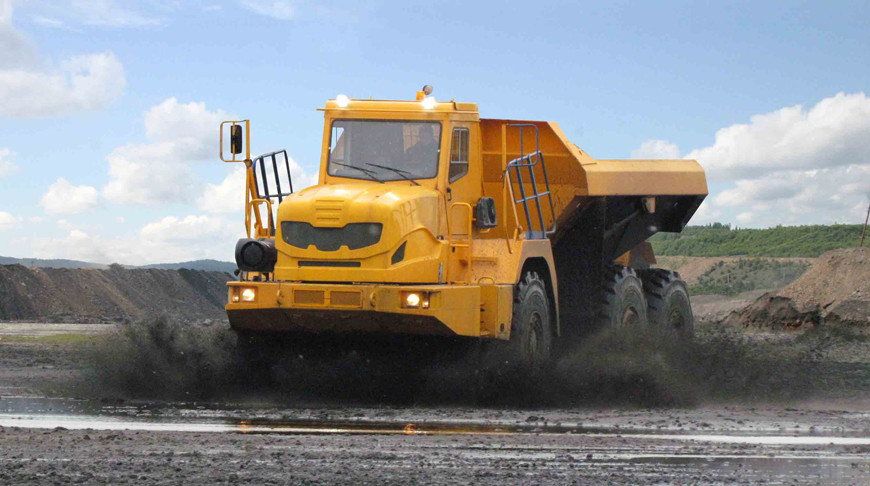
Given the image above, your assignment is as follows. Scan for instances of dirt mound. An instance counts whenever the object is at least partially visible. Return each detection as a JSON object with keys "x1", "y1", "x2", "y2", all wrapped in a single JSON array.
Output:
[
  {"x1": 720, "y1": 293, "x2": 820, "y2": 329},
  {"x1": 656, "y1": 256, "x2": 814, "y2": 286},
  {"x1": 0, "y1": 264, "x2": 231, "y2": 323},
  {"x1": 720, "y1": 248, "x2": 870, "y2": 329},
  {"x1": 779, "y1": 247, "x2": 870, "y2": 324}
]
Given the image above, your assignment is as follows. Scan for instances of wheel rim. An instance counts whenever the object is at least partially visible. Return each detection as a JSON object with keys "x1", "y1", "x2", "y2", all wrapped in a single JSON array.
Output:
[
  {"x1": 526, "y1": 311, "x2": 542, "y2": 363},
  {"x1": 668, "y1": 307, "x2": 685, "y2": 330},
  {"x1": 621, "y1": 306, "x2": 640, "y2": 327}
]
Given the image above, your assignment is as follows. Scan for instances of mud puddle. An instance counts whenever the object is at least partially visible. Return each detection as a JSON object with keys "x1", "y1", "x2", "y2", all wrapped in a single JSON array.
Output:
[{"x1": 3, "y1": 396, "x2": 870, "y2": 444}]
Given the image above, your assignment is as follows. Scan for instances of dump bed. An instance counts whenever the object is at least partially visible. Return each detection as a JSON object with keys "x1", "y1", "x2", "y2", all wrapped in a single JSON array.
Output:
[{"x1": 480, "y1": 119, "x2": 707, "y2": 260}]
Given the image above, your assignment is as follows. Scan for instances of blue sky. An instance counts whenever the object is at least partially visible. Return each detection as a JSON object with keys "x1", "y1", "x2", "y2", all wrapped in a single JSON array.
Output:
[{"x1": 0, "y1": 0, "x2": 868, "y2": 264}]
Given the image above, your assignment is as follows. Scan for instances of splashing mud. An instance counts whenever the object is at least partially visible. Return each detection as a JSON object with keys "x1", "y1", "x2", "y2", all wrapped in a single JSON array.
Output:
[
  {"x1": 79, "y1": 318, "x2": 238, "y2": 400},
  {"x1": 76, "y1": 317, "x2": 863, "y2": 407}
]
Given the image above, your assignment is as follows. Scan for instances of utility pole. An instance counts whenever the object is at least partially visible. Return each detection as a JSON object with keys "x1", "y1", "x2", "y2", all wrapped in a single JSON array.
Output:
[{"x1": 861, "y1": 201, "x2": 870, "y2": 247}]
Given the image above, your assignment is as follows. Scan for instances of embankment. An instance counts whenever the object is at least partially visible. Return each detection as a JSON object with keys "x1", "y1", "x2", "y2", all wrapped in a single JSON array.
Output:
[{"x1": 0, "y1": 264, "x2": 231, "y2": 323}]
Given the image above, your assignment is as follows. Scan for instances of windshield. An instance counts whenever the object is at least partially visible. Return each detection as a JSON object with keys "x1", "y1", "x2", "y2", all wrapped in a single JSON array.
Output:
[{"x1": 327, "y1": 120, "x2": 441, "y2": 181}]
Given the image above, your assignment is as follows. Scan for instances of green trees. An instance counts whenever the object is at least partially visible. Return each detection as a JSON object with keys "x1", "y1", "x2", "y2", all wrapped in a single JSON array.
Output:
[{"x1": 650, "y1": 224, "x2": 862, "y2": 257}]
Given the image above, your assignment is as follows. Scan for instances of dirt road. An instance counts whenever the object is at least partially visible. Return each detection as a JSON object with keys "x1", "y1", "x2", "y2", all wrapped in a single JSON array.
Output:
[{"x1": 1, "y1": 323, "x2": 869, "y2": 484}]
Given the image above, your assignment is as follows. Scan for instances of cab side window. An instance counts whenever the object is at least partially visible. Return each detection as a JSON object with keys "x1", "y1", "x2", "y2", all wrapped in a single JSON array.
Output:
[{"x1": 449, "y1": 127, "x2": 469, "y2": 183}]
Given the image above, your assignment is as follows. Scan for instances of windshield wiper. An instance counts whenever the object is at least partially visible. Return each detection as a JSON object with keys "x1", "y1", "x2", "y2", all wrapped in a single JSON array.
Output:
[
  {"x1": 365, "y1": 163, "x2": 420, "y2": 186},
  {"x1": 331, "y1": 162, "x2": 384, "y2": 183}
]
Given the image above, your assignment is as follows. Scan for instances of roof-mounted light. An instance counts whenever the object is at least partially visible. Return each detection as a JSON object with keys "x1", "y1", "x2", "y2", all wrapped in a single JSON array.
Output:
[
  {"x1": 336, "y1": 94, "x2": 350, "y2": 108},
  {"x1": 421, "y1": 96, "x2": 436, "y2": 110}
]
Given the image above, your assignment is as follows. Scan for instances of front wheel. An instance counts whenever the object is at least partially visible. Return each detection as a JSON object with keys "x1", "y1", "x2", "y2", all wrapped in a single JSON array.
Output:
[{"x1": 506, "y1": 272, "x2": 553, "y2": 371}]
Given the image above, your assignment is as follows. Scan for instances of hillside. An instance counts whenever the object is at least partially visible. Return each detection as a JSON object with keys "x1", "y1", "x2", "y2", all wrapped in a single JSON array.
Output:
[
  {"x1": 142, "y1": 259, "x2": 236, "y2": 274},
  {"x1": 650, "y1": 223, "x2": 863, "y2": 257},
  {"x1": 0, "y1": 264, "x2": 232, "y2": 323},
  {"x1": 0, "y1": 256, "x2": 108, "y2": 269},
  {"x1": 0, "y1": 256, "x2": 235, "y2": 274}
]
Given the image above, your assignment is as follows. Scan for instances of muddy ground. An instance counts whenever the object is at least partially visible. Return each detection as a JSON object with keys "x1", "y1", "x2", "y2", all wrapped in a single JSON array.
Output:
[{"x1": 1, "y1": 318, "x2": 869, "y2": 485}]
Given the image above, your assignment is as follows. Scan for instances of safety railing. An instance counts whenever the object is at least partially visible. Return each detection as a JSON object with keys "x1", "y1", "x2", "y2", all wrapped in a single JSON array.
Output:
[
  {"x1": 505, "y1": 124, "x2": 557, "y2": 239},
  {"x1": 251, "y1": 149, "x2": 295, "y2": 235}
]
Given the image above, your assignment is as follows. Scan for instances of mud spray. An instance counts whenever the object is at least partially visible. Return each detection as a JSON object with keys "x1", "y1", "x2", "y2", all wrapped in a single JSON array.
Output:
[{"x1": 72, "y1": 316, "x2": 865, "y2": 408}]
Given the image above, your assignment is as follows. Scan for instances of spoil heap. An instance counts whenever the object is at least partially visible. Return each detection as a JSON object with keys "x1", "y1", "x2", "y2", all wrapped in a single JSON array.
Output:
[
  {"x1": 721, "y1": 247, "x2": 869, "y2": 329},
  {"x1": 0, "y1": 264, "x2": 231, "y2": 323}
]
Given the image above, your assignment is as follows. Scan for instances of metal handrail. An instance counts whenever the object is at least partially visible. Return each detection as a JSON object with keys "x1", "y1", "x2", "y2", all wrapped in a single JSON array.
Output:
[
  {"x1": 251, "y1": 149, "x2": 295, "y2": 235},
  {"x1": 504, "y1": 124, "x2": 557, "y2": 239}
]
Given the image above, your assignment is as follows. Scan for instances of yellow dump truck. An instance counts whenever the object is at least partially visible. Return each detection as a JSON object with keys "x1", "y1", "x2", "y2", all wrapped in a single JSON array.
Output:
[{"x1": 221, "y1": 87, "x2": 707, "y2": 367}]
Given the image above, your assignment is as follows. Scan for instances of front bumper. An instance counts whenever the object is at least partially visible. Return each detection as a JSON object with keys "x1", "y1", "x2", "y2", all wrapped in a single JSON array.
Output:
[{"x1": 226, "y1": 281, "x2": 486, "y2": 337}]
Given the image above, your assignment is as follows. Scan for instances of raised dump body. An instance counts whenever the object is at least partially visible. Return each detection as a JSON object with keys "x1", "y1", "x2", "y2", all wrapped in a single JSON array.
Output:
[{"x1": 222, "y1": 89, "x2": 707, "y2": 366}]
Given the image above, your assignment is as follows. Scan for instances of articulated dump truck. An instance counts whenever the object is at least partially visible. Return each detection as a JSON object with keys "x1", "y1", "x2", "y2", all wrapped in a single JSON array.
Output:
[{"x1": 222, "y1": 88, "x2": 707, "y2": 368}]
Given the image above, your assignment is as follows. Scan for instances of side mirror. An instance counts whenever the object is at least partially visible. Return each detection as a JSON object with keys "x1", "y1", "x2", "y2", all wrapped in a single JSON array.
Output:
[
  {"x1": 230, "y1": 125, "x2": 244, "y2": 155},
  {"x1": 475, "y1": 197, "x2": 497, "y2": 229}
]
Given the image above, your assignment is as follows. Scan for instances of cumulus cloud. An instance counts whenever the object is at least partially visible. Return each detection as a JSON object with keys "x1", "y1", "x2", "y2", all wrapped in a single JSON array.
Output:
[
  {"x1": 0, "y1": 0, "x2": 35, "y2": 68},
  {"x1": 40, "y1": 177, "x2": 99, "y2": 215},
  {"x1": 0, "y1": 4, "x2": 126, "y2": 117},
  {"x1": 630, "y1": 139, "x2": 681, "y2": 159},
  {"x1": 0, "y1": 210, "x2": 21, "y2": 230},
  {"x1": 0, "y1": 52, "x2": 125, "y2": 117},
  {"x1": 27, "y1": 214, "x2": 240, "y2": 265},
  {"x1": 198, "y1": 157, "x2": 317, "y2": 214},
  {"x1": 685, "y1": 92, "x2": 870, "y2": 180},
  {"x1": 240, "y1": 1, "x2": 294, "y2": 20},
  {"x1": 140, "y1": 215, "x2": 228, "y2": 244},
  {"x1": 0, "y1": 147, "x2": 19, "y2": 177},
  {"x1": 103, "y1": 98, "x2": 229, "y2": 205},
  {"x1": 634, "y1": 92, "x2": 870, "y2": 227}
]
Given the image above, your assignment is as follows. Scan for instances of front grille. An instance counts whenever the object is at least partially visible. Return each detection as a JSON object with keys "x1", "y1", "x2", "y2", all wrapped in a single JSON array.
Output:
[
  {"x1": 282, "y1": 221, "x2": 382, "y2": 251},
  {"x1": 298, "y1": 261, "x2": 361, "y2": 267}
]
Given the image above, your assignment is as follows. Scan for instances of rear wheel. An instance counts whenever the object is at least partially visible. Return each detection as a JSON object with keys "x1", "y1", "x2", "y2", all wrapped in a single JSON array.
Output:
[
  {"x1": 640, "y1": 269, "x2": 694, "y2": 337},
  {"x1": 506, "y1": 272, "x2": 553, "y2": 371},
  {"x1": 596, "y1": 266, "x2": 648, "y2": 329}
]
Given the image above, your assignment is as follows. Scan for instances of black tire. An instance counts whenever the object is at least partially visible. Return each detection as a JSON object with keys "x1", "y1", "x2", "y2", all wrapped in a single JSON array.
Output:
[
  {"x1": 506, "y1": 272, "x2": 553, "y2": 371},
  {"x1": 596, "y1": 266, "x2": 648, "y2": 329},
  {"x1": 639, "y1": 269, "x2": 695, "y2": 338}
]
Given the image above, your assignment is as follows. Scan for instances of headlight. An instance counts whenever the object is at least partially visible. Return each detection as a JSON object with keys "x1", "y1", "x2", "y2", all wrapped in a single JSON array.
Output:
[
  {"x1": 401, "y1": 291, "x2": 430, "y2": 309},
  {"x1": 336, "y1": 94, "x2": 350, "y2": 108},
  {"x1": 241, "y1": 288, "x2": 257, "y2": 302}
]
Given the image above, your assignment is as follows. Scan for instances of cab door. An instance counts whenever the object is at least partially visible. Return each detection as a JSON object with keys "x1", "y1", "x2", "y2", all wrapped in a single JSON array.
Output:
[{"x1": 445, "y1": 121, "x2": 481, "y2": 283}]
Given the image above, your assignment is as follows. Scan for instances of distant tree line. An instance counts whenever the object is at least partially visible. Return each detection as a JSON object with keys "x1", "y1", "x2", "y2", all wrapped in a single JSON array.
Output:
[{"x1": 649, "y1": 223, "x2": 863, "y2": 257}]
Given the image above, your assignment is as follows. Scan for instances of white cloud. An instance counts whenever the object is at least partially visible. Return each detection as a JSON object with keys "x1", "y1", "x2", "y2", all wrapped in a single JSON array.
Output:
[
  {"x1": 241, "y1": 0, "x2": 294, "y2": 20},
  {"x1": 735, "y1": 212, "x2": 754, "y2": 225},
  {"x1": 27, "y1": 214, "x2": 241, "y2": 265},
  {"x1": 0, "y1": 210, "x2": 21, "y2": 230},
  {"x1": 0, "y1": 147, "x2": 18, "y2": 176},
  {"x1": 685, "y1": 92, "x2": 870, "y2": 180},
  {"x1": 630, "y1": 139, "x2": 681, "y2": 159},
  {"x1": 40, "y1": 177, "x2": 99, "y2": 215},
  {"x1": 198, "y1": 157, "x2": 317, "y2": 214},
  {"x1": 634, "y1": 92, "x2": 870, "y2": 228},
  {"x1": 0, "y1": 52, "x2": 126, "y2": 117},
  {"x1": 140, "y1": 215, "x2": 228, "y2": 244},
  {"x1": 0, "y1": 3, "x2": 126, "y2": 117},
  {"x1": 0, "y1": 0, "x2": 35, "y2": 68},
  {"x1": 103, "y1": 98, "x2": 229, "y2": 205}
]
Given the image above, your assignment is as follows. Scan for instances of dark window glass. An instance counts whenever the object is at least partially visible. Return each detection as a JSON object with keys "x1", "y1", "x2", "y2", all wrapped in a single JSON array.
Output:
[
  {"x1": 449, "y1": 128, "x2": 469, "y2": 183},
  {"x1": 327, "y1": 120, "x2": 441, "y2": 181}
]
